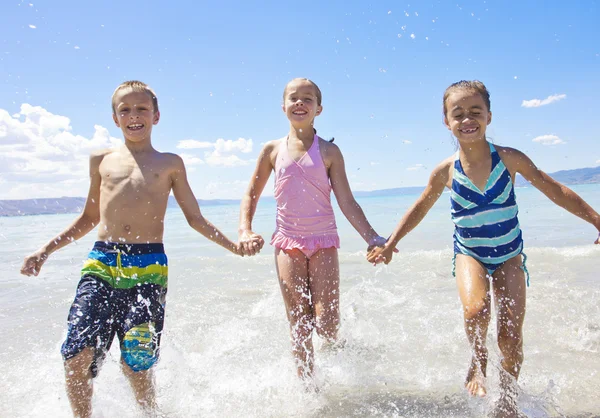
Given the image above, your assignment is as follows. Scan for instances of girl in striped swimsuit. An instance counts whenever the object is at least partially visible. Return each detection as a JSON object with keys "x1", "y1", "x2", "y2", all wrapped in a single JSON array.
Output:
[
  {"x1": 367, "y1": 80, "x2": 600, "y2": 416},
  {"x1": 239, "y1": 78, "x2": 387, "y2": 382}
]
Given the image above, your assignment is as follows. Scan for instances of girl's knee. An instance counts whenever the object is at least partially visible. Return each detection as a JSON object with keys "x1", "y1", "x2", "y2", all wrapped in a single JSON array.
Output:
[
  {"x1": 463, "y1": 299, "x2": 490, "y2": 321},
  {"x1": 497, "y1": 332, "x2": 523, "y2": 356},
  {"x1": 290, "y1": 313, "x2": 314, "y2": 340},
  {"x1": 314, "y1": 314, "x2": 339, "y2": 341}
]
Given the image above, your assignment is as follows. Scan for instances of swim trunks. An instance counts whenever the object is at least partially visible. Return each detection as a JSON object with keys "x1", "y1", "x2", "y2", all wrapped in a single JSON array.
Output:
[
  {"x1": 271, "y1": 135, "x2": 340, "y2": 258},
  {"x1": 61, "y1": 242, "x2": 168, "y2": 375},
  {"x1": 450, "y1": 143, "x2": 529, "y2": 284}
]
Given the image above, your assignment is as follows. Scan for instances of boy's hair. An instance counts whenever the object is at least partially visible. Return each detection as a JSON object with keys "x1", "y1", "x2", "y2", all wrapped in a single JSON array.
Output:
[
  {"x1": 283, "y1": 78, "x2": 322, "y2": 106},
  {"x1": 443, "y1": 80, "x2": 491, "y2": 116},
  {"x1": 111, "y1": 80, "x2": 159, "y2": 114}
]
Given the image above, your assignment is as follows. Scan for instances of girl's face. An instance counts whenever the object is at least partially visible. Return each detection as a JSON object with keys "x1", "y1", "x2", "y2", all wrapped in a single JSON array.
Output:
[
  {"x1": 282, "y1": 80, "x2": 322, "y2": 128},
  {"x1": 444, "y1": 89, "x2": 491, "y2": 144}
]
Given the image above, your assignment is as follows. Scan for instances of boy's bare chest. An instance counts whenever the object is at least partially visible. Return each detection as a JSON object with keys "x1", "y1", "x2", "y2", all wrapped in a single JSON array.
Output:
[{"x1": 101, "y1": 158, "x2": 168, "y2": 192}]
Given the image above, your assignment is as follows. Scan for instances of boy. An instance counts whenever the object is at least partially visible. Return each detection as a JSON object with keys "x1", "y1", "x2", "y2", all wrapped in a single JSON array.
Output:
[{"x1": 21, "y1": 80, "x2": 242, "y2": 417}]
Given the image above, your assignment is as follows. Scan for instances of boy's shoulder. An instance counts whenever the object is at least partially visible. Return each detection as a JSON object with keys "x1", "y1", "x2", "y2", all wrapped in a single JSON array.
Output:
[{"x1": 89, "y1": 147, "x2": 118, "y2": 167}]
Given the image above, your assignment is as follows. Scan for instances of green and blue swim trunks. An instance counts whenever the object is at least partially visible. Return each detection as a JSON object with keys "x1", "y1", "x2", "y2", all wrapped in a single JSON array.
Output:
[{"x1": 61, "y1": 241, "x2": 168, "y2": 376}]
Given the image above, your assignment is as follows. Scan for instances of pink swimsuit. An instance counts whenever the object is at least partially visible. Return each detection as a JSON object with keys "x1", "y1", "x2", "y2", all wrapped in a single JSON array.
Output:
[{"x1": 270, "y1": 135, "x2": 340, "y2": 258}]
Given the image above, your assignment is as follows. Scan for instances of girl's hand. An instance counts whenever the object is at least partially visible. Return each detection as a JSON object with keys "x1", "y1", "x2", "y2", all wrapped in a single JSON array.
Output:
[
  {"x1": 239, "y1": 230, "x2": 265, "y2": 256},
  {"x1": 21, "y1": 251, "x2": 48, "y2": 276},
  {"x1": 366, "y1": 244, "x2": 396, "y2": 265},
  {"x1": 367, "y1": 235, "x2": 387, "y2": 251}
]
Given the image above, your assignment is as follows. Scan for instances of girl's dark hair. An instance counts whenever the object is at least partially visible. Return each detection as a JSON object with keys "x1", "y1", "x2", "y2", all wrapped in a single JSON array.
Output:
[
  {"x1": 443, "y1": 80, "x2": 491, "y2": 116},
  {"x1": 313, "y1": 128, "x2": 334, "y2": 142}
]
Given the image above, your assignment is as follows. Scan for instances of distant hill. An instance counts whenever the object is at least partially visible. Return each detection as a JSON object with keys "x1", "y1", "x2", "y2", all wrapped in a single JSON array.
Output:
[{"x1": 2, "y1": 166, "x2": 599, "y2": 217}]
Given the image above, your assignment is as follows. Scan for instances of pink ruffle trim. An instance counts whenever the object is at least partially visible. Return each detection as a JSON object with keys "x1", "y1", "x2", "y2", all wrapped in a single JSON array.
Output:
[{"x1": 270, "y1": 232, "x2": 340, "y2": 252}]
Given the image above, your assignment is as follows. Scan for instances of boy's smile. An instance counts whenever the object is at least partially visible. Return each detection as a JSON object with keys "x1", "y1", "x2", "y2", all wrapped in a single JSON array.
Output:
[{"x1": 113, "y1": 89, "x2": 160, "y2": 142}]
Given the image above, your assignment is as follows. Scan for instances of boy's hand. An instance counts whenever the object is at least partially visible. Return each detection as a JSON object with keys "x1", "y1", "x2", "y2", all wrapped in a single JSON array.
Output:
[
  {"x1": 366, "y1": 245, "x2": 395, "y2": 265},
  {"x1": 21, "y1": 251, "x2": 48, "y2": 276},
  {"x1": 367, "y1": 235, "x2": 388, "y2": 251},
  {"x1": 239, "y1": 230, "x2": 264, "y2": 256},
  {"x1": 367, "y1": 236, "x2": 399, "y2": 260}
]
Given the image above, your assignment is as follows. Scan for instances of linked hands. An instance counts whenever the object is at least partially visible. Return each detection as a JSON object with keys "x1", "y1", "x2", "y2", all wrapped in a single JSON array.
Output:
[
  {"x1": 238, "y1": 229, "x2": 265, "y2": 256},
  {"x1": 595, "y1": 230, "x2": 600, "y2": 245},
  {"x1": 21, "y1": 250, "x2": 48, "y2": 276},
  {"x1": 366, "y1": 236, "x2": 398, "y2": 265}
]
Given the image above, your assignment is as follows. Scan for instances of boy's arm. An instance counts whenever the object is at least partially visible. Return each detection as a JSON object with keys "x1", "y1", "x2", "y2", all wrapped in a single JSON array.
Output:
[
  {"x1": 170, "y1": 154, "x2": 240, "y2": 254},
  {"x1": 21, "y1": 152, "x2": 103, "y2": 276},
  {"x1": 238, "y1": 142, "x2": 275, "y2": 255},
  {"x1": 366, "y1": 160, "x2": 450, "y2": 264},
  {"x1": 327, "y1": 144, "x2": 382, "y2": 246},
  {"x1": 506, "y1": 148, "x2": 600, "y2": 243}
]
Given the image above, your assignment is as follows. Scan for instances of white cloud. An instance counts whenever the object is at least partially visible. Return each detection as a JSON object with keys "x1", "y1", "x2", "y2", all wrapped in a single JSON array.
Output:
[
  {"x1": 402, "y1": 140, "x2": 412, "y2": 144},
  {"x1": 596, "y1": 159, "x2": 600, "y2": 165},
  {"x1": 406, "y1": 164, "x2": 425, "y2": 171},
  {"x1": 177, "y1": 137, "x2": 253, "y2": 153},
  {"x1": 204, "y1": 153, "x2": 249, "y2": 167},
  {"x1": 177, "y1": 137, "x2": 254, "y2": 167},
  {"x1": 532, "y1": 134, "x2": 566, "y2": 145},
  {"x1": 0, "y1": 104, "x2": 121, "y2": 199},
  {"x1": 521, "y1": 94, "x2": 566, "y2": 108},
  {"x1": 176, "y1": 139, "x2": 214, "y2": 149},
  {"x1": 179, "y1": 153, "x2": 204, "y2": 166},
  {"x1": 215, "y1": 137, "x2": 253, "y2": 154}
]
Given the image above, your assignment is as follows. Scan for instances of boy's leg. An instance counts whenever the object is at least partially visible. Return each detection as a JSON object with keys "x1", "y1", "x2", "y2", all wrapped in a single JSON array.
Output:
[
  {"x1": 491, "y1": 255, "x2": 526, "y2": 415},
  {"x1": 455, "y1": 254, "x2": 492, "y2": 397},
  {"x1": 64, "y1": 347, "x2": 95, "y2": 418},
  {"x1": 308, "y1": 247, "x2": 340, "y2": 343},
  {"x1": 62, "y1": 275, "x2": 114, "y2": 418},
  {"x1": 119, "y1": 284, "x2": 166, "y2": 411},
  {"x1": 274, "y1": 248, "x2": 314, "y2": 378},
  {"x1": 121, "y1": 362, "x2": 157, "y2": 412}
]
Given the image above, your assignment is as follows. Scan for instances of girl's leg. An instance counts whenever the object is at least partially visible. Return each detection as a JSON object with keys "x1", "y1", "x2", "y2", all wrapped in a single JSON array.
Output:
[
  {"x1": 455, "y1": 254, "x2": 492, "y2": 397},
  {"x1": 308, "y1": 247, "x2": 340, "y2": 343},
  {"x1": 491, "y1": 254, "x2": 526, "y2": 415},
  {"x1": 274, "y1": 248, "x2": 314, "y2": 378}
]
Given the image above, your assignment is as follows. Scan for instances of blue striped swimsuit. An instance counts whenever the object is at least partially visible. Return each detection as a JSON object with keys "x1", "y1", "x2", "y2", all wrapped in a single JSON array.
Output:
[{"x1": 451, "y1": 143, "x2": 529, "y2": 284}]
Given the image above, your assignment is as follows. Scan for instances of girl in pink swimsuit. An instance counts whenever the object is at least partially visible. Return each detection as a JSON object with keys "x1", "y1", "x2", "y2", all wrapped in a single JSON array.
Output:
[{"x1": 239, "y1": 78, "x2": 387, "y2": 381}]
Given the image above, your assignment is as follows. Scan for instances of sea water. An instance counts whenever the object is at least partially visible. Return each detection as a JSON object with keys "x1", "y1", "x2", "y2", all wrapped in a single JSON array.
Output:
[{"x1": 0, "y1": 184, "x2": 599, "y2": 417}]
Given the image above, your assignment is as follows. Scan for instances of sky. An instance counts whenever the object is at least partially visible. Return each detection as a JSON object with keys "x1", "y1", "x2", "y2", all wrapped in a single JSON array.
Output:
[{"x1": 1, "y1": 0, "x2": 599, "y2": 200}]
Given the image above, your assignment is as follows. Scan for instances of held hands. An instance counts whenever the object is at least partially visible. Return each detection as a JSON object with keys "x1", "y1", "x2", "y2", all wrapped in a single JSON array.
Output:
[
  {"x1": 366, "y1": 236, "x2": 398, "y2": 265},
  {"x1": 595, "y1": 231, "x2": 600, "y2": 245},
  {"x1": 20, "y1": 250, "x2": 48, "y2": 276},
  {"x1": 238, "y1": 229, "x2": 265, "y2": 256}
]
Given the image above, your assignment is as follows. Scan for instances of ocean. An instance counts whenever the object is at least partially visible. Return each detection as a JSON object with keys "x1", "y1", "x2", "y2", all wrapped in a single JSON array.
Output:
[{"x1": 1, "y1": 184, "x2": 599, "y2": 417}]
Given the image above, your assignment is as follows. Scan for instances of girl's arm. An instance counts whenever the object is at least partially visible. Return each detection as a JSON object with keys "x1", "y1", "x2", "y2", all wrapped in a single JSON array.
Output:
[
  {"x1": 366, "y1": 160, "x2": 451, "y2": 264},
  {"x1": 327, "y1": 143, "x2": 383, "y2": 247},
  {"x1": 238, "y1": 141, "x2": 276, "y2": 255},
  {"x1": 505, "y1": 148, "x2": 600, "y2": 243},
  {"x1": 21, "y1": 152, "x2": 104, "y2": 276}
]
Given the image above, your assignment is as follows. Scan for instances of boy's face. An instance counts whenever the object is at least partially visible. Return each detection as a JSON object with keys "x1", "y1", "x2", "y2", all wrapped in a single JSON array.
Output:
[
  {"x1": 282, "y1": 80, "x2": 322, "y2": 127},
  {"x1": 112, "y1": 88, "x2": 160, "y2": 142}
]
